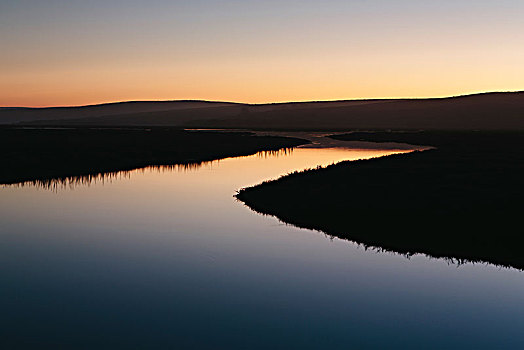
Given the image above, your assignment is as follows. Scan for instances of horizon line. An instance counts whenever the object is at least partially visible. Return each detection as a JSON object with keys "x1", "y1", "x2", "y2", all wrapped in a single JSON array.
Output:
[{"x1": 2, "y1": 89, "x2": 523, "y2": 109}]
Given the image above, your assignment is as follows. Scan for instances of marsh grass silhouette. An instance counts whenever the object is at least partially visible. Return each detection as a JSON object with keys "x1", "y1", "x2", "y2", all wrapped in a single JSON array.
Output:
[
  {"x1": 0, "y1": 127, "x2": 307, "y2": 185},
  {"x1": 7, "y1": 148, "x2": 297, "y2": 190},
  {"x1": 237, "y1": 131, "x2": 524, "y2": 269}
]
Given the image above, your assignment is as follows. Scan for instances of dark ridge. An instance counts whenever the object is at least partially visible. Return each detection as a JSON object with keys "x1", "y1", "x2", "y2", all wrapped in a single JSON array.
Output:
[
  {"x1": 3, "y1": 91, "x2": 524, "y2": 130},
  {"x1": 236, "y1": 131, "x2": 524, "y2": 270},
  {"x1": 195, "y1": 92, "x2": 524, "y2": 130},
  {"x1": 0, "y1": 101, "x2": 237, "y2": 124},
  {"x1": 0, "y1": 126, "x2": 308, "y2": 185},
  {"x1": 24, "y1": 105, "x2": 247, "y2": 126}
]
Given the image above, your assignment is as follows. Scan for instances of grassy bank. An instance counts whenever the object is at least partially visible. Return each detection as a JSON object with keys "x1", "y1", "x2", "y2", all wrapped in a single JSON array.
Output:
[
  {"x1": 0, "y1": 127, "x2": 308, "y2": 185},
  {"x1": 237, "y1": 131, "x2": 524, "y2": 269}
]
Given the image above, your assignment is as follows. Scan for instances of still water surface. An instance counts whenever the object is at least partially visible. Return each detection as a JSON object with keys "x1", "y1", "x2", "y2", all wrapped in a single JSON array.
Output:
[{"x1": 1, "y1": 142, "x2": 523, "y2": 349}]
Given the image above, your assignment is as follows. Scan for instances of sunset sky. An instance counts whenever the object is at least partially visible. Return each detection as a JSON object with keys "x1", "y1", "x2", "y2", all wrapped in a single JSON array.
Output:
[{"x1": 1, "y1": 0, "x2": 523, "y2": 107}]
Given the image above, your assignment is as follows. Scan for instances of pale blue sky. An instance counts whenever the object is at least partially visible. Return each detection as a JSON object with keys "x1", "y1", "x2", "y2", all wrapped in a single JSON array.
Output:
[{"x1": 1, "y1": 0, "x2": 523, "y2": 105}]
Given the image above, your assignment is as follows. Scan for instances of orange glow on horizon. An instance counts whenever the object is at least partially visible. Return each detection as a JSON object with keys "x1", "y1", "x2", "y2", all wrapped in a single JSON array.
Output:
[
  {"x1": 2, "y1": 49, "x2": 523, "y2": 107},
  {"x1": 2, "y1": 2, "x2": 523, "y2": 108},
  {"x1": 1, "y1": 89, "x2": 520, "y2": 109}
]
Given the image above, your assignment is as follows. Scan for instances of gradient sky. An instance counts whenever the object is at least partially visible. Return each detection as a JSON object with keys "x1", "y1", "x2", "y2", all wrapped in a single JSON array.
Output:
[{"x1": 1, "y1": 0, "x2": 523, "y2": 106}]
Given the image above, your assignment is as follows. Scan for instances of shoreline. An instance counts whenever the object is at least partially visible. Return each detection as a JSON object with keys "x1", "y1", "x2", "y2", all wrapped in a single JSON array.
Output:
[
  {"x1": 0, "y1": 127, "x2": 308, "y2": 186},
  {"x1": 236, "y1": 130, "x2": 524, "y2": 270}
]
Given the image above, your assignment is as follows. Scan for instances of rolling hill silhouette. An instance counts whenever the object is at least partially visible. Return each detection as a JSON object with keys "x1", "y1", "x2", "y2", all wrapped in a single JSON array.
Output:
[
  {"x1": 0, "y1": 101, "x2": 237, "y2": 124},
  {"x1": 3, "y1": 91, "x2": 523, "y2": 130}
]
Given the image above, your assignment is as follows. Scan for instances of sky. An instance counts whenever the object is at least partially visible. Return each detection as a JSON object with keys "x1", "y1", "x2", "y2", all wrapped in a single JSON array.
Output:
[{"x1": 1, "y1": 0, "x2": 523, "y2": 106}]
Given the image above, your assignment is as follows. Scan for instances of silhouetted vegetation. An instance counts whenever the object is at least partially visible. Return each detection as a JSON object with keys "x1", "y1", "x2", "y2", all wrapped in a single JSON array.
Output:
[
  {"x1": 0, "y1": 127, "x2": 307, "y2": 185},
  {"x1": 237, "y1": 131, "x2": 524, "y2": 269}
]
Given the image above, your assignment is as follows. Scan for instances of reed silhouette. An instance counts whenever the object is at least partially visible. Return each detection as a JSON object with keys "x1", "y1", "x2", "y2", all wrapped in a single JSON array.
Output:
[
  {"x1": 0, "y1": 127, "x2": 307, "y2": 185},
  {"x1": 237, "y1": 131, "x2": 524, "y2": 269},
  {"x1": 7, "y1": 148, "x2": 297, "y2": 190}
]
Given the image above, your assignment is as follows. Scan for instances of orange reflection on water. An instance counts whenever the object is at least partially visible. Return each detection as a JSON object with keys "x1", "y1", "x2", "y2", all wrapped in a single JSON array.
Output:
[{"x1": 5, "y1": 146, "x2": 418, "y2": 191}]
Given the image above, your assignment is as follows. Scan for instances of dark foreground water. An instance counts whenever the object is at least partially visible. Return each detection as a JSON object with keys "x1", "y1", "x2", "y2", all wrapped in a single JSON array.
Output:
[{"x1": 1, "y1": 141, "x2": 523, "y2": 349}]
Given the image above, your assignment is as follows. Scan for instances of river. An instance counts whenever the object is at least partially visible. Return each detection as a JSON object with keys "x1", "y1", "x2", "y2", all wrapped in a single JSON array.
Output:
[{"x1": 1, "y1": 133, "x2": 523, "y2": 349}]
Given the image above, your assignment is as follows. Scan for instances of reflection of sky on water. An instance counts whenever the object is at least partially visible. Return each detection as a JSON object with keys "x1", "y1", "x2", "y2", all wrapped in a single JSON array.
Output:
[
  {"x1": 1, "y1": 145, "x2": 523, "y2": 349},
  {"x1": 3, "y1": 148, "x2": 296, "y2": 190}
]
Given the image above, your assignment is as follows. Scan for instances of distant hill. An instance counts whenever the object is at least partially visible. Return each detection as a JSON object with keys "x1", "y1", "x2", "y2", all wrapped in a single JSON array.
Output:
[
  {"x1": 0, "y1": 101, "x2": 237, "y2": 124},
  {"x1": 2, "y1": 92, "x2": 523, "y2": 130}
]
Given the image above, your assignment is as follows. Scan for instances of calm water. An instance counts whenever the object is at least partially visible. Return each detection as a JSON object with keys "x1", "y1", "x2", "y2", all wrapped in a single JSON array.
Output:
[{"x1": 1, "y1": 141, "x2": 523, "y2": 349}]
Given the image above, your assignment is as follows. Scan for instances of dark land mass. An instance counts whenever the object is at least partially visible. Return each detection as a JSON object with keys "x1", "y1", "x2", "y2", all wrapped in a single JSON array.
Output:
[
  {"x1": 0, "y1": 127, "x2": 307, "y2": 185},
  {"x1": 236, "y1": 131, "x2": 524, "y2": 269},
  {"x1": 3, "y1": 91, "x2": 524, "y2": 130},
  {"x1": 0, "y1": 101, "x2": 237, "y2": 124}
]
